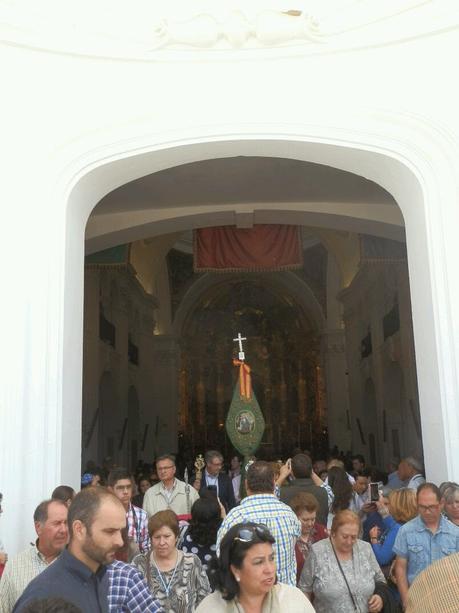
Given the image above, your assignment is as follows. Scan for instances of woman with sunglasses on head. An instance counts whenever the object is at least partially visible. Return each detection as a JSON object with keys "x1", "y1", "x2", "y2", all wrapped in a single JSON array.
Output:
[{"x1": 196, "y1": 522, "x2": 314, "y2": 613}]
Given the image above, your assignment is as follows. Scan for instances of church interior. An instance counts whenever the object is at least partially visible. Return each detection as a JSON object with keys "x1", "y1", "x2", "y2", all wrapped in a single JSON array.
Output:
[{"x1": 82, "y1": 156, "x2": 422, "y2": 472}]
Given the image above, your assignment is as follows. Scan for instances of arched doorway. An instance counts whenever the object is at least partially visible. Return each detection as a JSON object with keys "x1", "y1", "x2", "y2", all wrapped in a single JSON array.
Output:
[{"x1": 60, "y1": 130, "x2": 459, "y2": 496}]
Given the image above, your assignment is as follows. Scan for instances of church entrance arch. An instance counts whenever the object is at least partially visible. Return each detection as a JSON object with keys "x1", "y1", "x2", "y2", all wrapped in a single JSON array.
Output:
[{"x1": 62, "y1": 124, "x2": 458, "y2": 491}]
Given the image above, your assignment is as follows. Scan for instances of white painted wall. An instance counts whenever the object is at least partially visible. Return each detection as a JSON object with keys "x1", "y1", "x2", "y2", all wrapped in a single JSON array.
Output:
[{"x1": 2, "y1": 1, "x2": 459, "y2": 554}]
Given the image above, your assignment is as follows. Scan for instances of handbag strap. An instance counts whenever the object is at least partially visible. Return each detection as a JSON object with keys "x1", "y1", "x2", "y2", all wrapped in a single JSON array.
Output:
[{"x1": 330, "y1": 540, "x2": 358, "y2": 611}]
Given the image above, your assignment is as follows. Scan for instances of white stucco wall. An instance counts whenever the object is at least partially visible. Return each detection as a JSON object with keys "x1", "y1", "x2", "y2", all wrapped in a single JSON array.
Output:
[{"x1": 1, "y1": 1, "x2": 459, "y2": 554}]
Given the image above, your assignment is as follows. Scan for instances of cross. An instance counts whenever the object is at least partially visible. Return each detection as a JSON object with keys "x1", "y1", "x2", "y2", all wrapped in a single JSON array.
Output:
[{"x1": 233, "y1": 332, "x2": 247, "y2": 361}]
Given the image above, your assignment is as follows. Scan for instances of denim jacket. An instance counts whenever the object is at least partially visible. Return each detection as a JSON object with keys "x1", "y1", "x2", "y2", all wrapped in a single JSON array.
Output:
[{"x1": 393, "y1": 514, "x2": 459, "y2": 584}]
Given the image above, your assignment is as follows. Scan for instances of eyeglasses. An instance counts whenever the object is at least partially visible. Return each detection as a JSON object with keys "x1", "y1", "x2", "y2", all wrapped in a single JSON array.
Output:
[
  {"x1": 233, "y1": 525, "x2": 272, "y2": 544},
  {"x1": 157, "y1": 465, "x2": 175, "y2": 472},
  {"x1": 418, "y1": 504, "x2": 440, "y2": 512}
]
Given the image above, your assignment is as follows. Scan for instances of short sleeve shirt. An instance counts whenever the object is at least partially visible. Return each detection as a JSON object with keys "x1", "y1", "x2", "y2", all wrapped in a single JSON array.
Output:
[{"x1": 393, "y1": 515, "x2": 459, "y2": 585}]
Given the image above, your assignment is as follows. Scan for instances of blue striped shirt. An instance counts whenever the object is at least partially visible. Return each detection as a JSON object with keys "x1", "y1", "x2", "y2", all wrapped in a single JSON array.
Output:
[{"x1": 216, "y1": 493, "x2": 301, "y2": 586}]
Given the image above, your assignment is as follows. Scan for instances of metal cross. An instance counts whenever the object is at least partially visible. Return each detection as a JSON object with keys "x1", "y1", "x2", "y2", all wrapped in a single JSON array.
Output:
[{"x1": 233, "y1": 332, "x2": 247, "y2": 361}]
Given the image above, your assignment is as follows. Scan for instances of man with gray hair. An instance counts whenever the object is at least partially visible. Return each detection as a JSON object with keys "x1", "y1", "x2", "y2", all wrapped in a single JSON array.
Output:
[
  {"x1": 398, "y1": 457, "x2": 425, "y2": 490},
  {"x1": 195, "y1": 450, "x2": 236, "y2": 511},
  {"x1": 143, "y1": 454, "x2": 199, "y2": 517},
  {"x1": 0, "y1": 499, "x2": 68, "y2": 613}
]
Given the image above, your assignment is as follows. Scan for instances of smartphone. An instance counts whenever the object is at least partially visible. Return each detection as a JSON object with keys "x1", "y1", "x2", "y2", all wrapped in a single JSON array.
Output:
[{"x1": 369, "y1": 482, "x2": 380, "y2": 502}]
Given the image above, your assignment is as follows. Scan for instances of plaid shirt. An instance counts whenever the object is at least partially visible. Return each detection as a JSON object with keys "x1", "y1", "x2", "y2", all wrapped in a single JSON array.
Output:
[
  {"x1": 127, "y1": 503, "x2": 150, "y2": 553},
  {"x1": 107, "y1": 561, "x2": 162, "y2": 612},
  {"x1": 216, "y1": 493, "x2": 301, "y2": 586}
]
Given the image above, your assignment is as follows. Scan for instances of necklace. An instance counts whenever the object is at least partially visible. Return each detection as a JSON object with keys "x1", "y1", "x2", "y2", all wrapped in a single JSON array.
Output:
[{"x1": 152, "y1": 551, "x2": 179, "y2": 597}]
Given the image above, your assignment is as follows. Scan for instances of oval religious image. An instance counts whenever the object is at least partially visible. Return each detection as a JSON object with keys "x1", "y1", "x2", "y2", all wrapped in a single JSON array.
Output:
[{"x1": 235, "y1": 410, "x2": 255, "y2": 434}]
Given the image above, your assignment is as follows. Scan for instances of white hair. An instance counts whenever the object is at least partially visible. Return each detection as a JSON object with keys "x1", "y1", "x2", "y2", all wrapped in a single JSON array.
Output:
[{"x1": 404, "y1": 456, "x2": 423, "y2": 472}]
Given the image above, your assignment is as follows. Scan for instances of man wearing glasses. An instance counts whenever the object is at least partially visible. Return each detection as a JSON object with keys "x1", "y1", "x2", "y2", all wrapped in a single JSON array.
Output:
[
  {"x1": 393, "y1": 482, "x2": 459, "y2": 610},
  {"x1": 107, "y1": 468, "x2": 150, "y2": 556},
  {"x1": 194, "y1": 450, "x2": 236, "y2": 512},
  {"x1": 143, "y1": 454, "x2": 199, "y2": 518}
]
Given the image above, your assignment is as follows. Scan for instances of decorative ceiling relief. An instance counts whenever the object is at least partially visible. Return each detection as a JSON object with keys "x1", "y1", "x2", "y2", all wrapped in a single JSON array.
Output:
[
  {"x1": 0, "y1": 0, "x2": 452, "y2": 61},
  {"x1": 150, "y1": 10, "x2": 323, "y2": 50}
]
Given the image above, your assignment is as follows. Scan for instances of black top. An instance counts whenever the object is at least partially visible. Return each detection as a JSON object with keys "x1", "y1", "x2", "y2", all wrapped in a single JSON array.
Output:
[
  {"x1": 280, "y1": 477, "x2": 329, "y2": 526},
  {"x1": 199, "y1": 472, "x2": 236, "y2": 512},
  {"x1": 13, "y1": 548, "x2": 109, "y2": 613}
]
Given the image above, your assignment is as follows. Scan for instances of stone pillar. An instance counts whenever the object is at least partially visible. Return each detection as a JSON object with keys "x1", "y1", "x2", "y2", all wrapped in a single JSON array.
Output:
[
  {"x1": 81, "y1": 268, "x2": 100, "y2": 467},
  {"x1": 137, "y1": 311, "x2": 156, "y2": 462},
  {"x1": 112, "y1": 281, "x2": 130, "y2": 467},
  {"x1": 150, "y1": 335, "x2": 179, "y2": 455},
  {"x1": 323, "y1": 329, "x2": 351, "y2": 452}
]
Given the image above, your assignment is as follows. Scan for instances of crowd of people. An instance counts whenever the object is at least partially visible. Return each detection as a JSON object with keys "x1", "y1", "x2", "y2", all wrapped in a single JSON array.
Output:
[{"x1": 1, "y1": 449, "x2": 459, "y2": 612}]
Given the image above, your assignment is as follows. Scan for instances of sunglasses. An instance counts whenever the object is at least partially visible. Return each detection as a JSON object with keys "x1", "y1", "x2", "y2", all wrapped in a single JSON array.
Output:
[{"x1": 233, "y1": 525, "x2": 272, "y2": 544}]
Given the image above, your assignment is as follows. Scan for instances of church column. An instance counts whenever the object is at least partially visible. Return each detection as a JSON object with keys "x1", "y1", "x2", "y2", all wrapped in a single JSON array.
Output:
[
  {"x1": 82, "y1": 267, "x2": 100, "y2": 466},
  {"x1": 112, "y1": 282, "x2": 130, "y2": 467},
  {"x1": 137, "y1": 311, "x2": 156, "y2": 462},
  {"x1": 150, "y1": 335, "x2": 180, "y2": 455},
  {"x1": 0, "y1": 177, "x2": 83, "y2": 556},
  {"x1": 322, "y1": 329, "x2": 351, "y2": 452}
]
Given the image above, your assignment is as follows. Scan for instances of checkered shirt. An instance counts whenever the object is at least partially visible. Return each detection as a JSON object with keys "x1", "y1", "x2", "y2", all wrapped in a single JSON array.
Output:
[
  {"x1": 127, "y1": 503, "x2": 150, "y2": 554},
  {"x1": 0, "y1": 541, "x2": 50, "y2": 613},
  {"x1": 107, "y1": 560, "x2": 163, "y2": 612},
  {"x1": 406, "y1": 551, "x2": 459, "y2": 613},
  {"x1": 216, "y1": 493, "x2": 301, "y2": 586}
]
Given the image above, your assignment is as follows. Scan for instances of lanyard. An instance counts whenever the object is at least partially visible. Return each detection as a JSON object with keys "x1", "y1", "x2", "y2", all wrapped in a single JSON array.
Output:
[{"x1": 152, "y1": 553, "x2": 179, "y2": 597}]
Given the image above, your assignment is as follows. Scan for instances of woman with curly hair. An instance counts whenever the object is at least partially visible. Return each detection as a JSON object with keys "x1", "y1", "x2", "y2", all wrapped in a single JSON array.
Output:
[{"x1": 180, "y1": 495, "x2": 222, "y2": 574}]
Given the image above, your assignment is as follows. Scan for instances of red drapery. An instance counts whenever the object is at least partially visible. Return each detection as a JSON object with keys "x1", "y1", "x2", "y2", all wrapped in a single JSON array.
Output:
[{"x1": 193, "y1": 225, "x2": 303, "y2": 272}]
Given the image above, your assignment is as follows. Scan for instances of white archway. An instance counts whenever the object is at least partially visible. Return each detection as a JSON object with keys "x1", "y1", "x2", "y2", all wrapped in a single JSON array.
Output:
[
  {"x1": 3, "y1": 119, "x2": 459, "y2": 556},
  {"x1": 60, "y1": 123, "x2": 457, "y2": 492}
]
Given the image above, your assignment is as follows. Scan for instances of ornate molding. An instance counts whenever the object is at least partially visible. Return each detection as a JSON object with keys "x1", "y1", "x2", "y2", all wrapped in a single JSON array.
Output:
[
  {"x1": 0, "y1": 1, "x2": 456, "y2": 61},
  {"x1": 150, "y1": 10, "x2": 323, "y2": 50}
]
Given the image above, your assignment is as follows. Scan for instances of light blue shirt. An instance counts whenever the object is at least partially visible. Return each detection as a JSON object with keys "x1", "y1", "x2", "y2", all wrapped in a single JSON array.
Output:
[{"x1": 393, "y1": 514, "x2": 459, "y2": 585}]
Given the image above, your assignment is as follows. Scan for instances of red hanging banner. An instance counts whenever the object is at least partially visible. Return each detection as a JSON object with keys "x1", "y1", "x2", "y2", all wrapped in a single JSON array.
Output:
[{"x1": 193, "y1": 225, "x2": 303, "y2": 272}]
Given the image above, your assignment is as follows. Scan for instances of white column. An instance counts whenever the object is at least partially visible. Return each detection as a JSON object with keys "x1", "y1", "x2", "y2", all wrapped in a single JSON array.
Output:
[{"x1": 0, "y1": 179, "x2": 81, "y2": 555}]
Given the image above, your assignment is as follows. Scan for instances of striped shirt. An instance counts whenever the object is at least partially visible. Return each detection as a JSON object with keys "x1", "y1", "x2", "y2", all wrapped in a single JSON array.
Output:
[
  {"x1": 127, "y1": 503, "x2": 150, "y2": 554},
  {"x1": 0, "y1": 542, "x2": 50, "y2": 613},
  {"x1": 216, "y1": 493, "x2": 301, "y2": 586}
]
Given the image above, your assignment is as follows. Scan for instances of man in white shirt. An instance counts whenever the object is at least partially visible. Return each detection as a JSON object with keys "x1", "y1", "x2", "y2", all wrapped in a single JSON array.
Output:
[
  {"x1": 143, "y1": 454, "x2": 199, "y2": 518},
  {"x1": 398, "y1": 457, "x2": 425, "y2": 491},
  {"x1": 0, "y1": 499, "x2": 68, "y2": 613}
]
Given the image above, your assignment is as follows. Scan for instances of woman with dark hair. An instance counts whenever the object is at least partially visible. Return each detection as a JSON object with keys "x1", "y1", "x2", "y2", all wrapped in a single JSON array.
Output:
[
  {"x1": 326, "y1": 466, "x2": 353, "y2": 529},
  {"x1": 196, "y1": 522, "x2": 314, "y2": 612},
  {"x1": 132, "y1": 475, "x2": 151, "y2": 508},
  {"x1": 180, "y1": 496, "x2": 222, "y2": 573},
  {"x1": 133, "y1": 509, "x2": 211, "y2": 612}
]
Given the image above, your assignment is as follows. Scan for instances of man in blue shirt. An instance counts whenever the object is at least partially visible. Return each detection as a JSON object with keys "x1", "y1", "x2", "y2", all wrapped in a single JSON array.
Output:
[
  {"x1": 393, "y1": 482, "x2": 459, "y2": 610},
  {"x1": 14, "y1": 488, "x2": 126, "y2": 612}
]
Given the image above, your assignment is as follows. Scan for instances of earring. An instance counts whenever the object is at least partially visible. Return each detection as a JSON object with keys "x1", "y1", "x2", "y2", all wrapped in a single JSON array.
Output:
[{"x1": 235, "y1": 576, "x2": 241, "y2": 582}]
